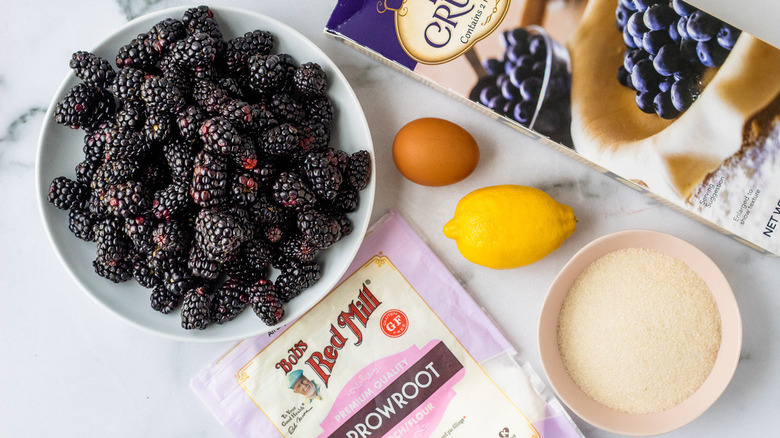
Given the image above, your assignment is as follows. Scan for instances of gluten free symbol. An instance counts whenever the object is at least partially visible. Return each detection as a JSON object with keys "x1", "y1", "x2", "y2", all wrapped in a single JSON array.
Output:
[{"x1": 380, "y1": 309, "x2": 409, "y2": 338}]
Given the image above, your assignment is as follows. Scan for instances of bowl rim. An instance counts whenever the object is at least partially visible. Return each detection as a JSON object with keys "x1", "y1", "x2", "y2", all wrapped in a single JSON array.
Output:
[
  {"x1": 35, "y1": 5, "x2": 375, "y2": 342},
  {"x1": 538, "y1": 229, "x2": 742, "y2": 436}
]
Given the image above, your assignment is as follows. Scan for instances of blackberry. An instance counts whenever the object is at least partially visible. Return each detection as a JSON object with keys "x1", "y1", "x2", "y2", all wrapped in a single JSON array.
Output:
[
  {"x1": 188, "y1": 245, "x2": 222, "y2": 280},
  {"x1": 298, "y1": 123, "x2": 330, "y2": 154},
  {"x1": 116, "y1": 32, "x2": 158, "y2": 70},
  {"x1": 152, "y1": 182, "x2": 192, "y2": 220},
  {"x1": 297, "y1": 209, "x2": 341, "y2": 249},
  {"x1": 94, "y1": 218, "x2": 132, "y2": 264},
  {"x1": 293, "y1": 62, "x2": 327, "y2": 98},
  {"x1": 148, "y1": 18, "x2": 187, "y2": 53},
  {"x1": 110, "y1": 67, "x2": 146, "y2": 101},
  {"x1": 151, "y1": 220, "x2": 191, "y2": 260},
  {"x1": 91, "y1": 159, "x2": 138, "y2": 190},
  {"x1": 48, "y1": 176, "x2": 87, "y2": 210},
  {"x1": 54, "y1": 83, "x2": 115, "y2": 131},
  {"x1": 221, "y1": 30, "x2": 274, "y2": 77},
  {"x1": 181, "y1": 285, "x2": 213, "y2": 330},
  {"x1": 335, "y1": 214, "x2": 353, "y2": 237},
  {"x1": 248, "y1": 279, "x2": 284, "y2": 325},
  {"x1": 260, "y1": 123, "x2": 299, "y2": 158},
  {"x1": 263, "y1": 223, "x2": 288, "y2": 244},
  {"x1": 200, "y1": 116, "x2": 243, "y2": 156},
  {"x1": 224, "y1": 238, "x2": 273, "y2": 283},
  {"x1": 150, "y1": 284, "x2": 182, "y2": 314},
  {"x1": 123, "y1": 215, "x2": 155, "y2": 254},
  {"x1": 93, "y1": 257, "x2": 133, "y2": 283},
  {"x1": 219, "y1": 99, "x2": 260, "y2": 132},
  {"x1": 330, "y1": 188, "x2": 359, "y2": 213},
  {"x1": 280, "y1": 235, "x2": 319, "y2": 263},
  {"x1": 163, "y1": 139, "x2": 196, "y2": 182},
  {"x1": 277, "y1": 53, "x2": 298, "y2": 88},
  {"x1": 190, "y1": 149, "x2": 228, "y2": 207},
  {"x1": 306, "y1": 96, "x2": 334, "y2": 127},
  {"x1": 84, "y1": 129, "x2": 111, "y2": 164},
  {"x1": 332, "y1": 148, "x2": 350, "y2": 174},
  {"x1": 70, "y1": 51, "x2": 116, "y2": 88},
  {"x1": 267, "y1": 93, "x2": 305, "y2": 124},
  {"x1": 247, "y1": 54, "x2": 288, "y2": 95},
  {"x1": 115, "y1": 102, "x2": 146, "y2": 131},
  {"x1": 103, "y1": 128, "x2": 150, "y2": 161},
  {"x1": 68, "y1": 203, "x2": 100, "y2": 241},
  {"x1": 192, "y1": 79, "x2": 231, "y2": 114},
  {"x1": 141, "y1": 76, "x2": 186, "y2": 115},
  {"x1": 161, "y1": 58, "x2": 194, "y2": 96},
  {"x1": 210, "y1": 278, "x2": 250, "y2": 324},
  {"x1": 143, "y1": 111, "x2": 173, "y2": 144},
  {"x1": 170, "y1": 32, "x2": 218, "y2": 71},
  {"x1": 345, "y1": 150, "x2": 371, "y2": 191},
  {"x1": 181, "y1": 6, "x2": 222, "y2": 41},
  {"x1": 194, "y1": 207, "x2": 251, "y2": 262},
  {"x1": 161, "y1": 261, "x2": 193, "y2": 295},
  {"x1": 192, "y1": 65, "x2": 218, "y2": 82},
  {"x1": 303, "y1": 149, "x2": 343, "y2": 201},
  {"x1": 244, "y1": 103, "x2": 279, "y2": 137},
  {"x1": 276, "y1": 262, "x2": 321, "y2": 302},
  {"x1": 251, "y1": 194, "x2": 289, "y2": 226},
  {"x1": 75, "y1": 160, "x2": 98, "y2": 185},
  {"x1": 219, "y1": 77, "x2": 244, "y2": 98},
  {"x1": 230, "y1": 171, "x2": 260, "y2": 206},
  {"x1": 134, "y1": 258, "x2": 162, "y2": 289},
  {"x1": 272, "y1": 172, "x2": 317, "y2": 210},
  {"x1": 102, "y1": 180, "x2": 151, "y2": 218},
  {"x1": 176, "y1": 105, "x2": 207, "y2": 142}
]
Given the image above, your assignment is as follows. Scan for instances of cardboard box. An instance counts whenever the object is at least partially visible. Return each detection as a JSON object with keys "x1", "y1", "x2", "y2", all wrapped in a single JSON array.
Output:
[{"x1": 324, "y1": 0, "x2": 780, "y2": 255}]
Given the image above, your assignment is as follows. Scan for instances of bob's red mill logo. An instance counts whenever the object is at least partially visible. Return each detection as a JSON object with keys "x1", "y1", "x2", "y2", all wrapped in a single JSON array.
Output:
[{"x1": 378, "y1": 0, "x2": 510, "y2": 64}]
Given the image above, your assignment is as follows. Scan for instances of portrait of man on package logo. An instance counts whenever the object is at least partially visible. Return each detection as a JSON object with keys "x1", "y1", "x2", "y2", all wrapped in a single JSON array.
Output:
[{"x1": 287, "y1": 369, "x2": 323, "y2": 403}]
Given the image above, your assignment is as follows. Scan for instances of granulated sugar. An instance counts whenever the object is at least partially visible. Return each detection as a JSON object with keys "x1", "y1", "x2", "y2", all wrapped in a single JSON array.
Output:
[{"x1": 557, "y1": 248, "x2": 721, "y2": 414}]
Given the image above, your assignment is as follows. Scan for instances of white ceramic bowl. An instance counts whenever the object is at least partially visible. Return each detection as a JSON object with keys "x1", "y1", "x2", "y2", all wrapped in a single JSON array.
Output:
[
  {"x1": 538, "y1": 229, "x2": 742, "y2": 436},
  {"x1": 36, "y1": 6, "x2": 375, "y2": 342}
]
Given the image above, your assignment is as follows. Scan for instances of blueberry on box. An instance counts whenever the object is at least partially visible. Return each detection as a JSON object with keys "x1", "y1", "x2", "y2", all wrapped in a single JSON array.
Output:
[
  {"x1": 653, "y1": 44, "x2": 682, "y2": 76},
  {"x1": 697, "y1": 38, "x2": 730, "y2": 67},
  {"x1": 627, "y1": 11, "x2": 649, "y2": 38},
  {"x1": 643, "y1": 4, "x2": 677, "y2": 31},
  {"x1": 631, "y1": 58, "x2": 661, "y2": 92},
  {"x1": 672, "y1": 0, "x2": 697, "y2": 17},
  {"x1": 686, "y1": 10, "x2": 720, "y2": 42},
  {"x1": 643, "y1": 29, "x2": 673, "y2": 55},
  {"x1": 717, "y1": 24, "x2": 740, "y2": 50},
  {"x1": 635, "y1": 91, "x2": 656, "y2": 113},
  {"x1": 653, "y1": 90, "x2": 680, "y2": 119}
]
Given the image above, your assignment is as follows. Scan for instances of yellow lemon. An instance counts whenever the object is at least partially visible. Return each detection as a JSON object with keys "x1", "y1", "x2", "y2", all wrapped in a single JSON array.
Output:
[{"x1": 443, "y1": 185, "x2": 576, "y2": 269}]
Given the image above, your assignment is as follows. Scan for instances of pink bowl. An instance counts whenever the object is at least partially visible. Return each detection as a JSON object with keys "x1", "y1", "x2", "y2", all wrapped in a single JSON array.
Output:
[{"x1": 538, "y1": 229, "x2": 742, "y2": 436}]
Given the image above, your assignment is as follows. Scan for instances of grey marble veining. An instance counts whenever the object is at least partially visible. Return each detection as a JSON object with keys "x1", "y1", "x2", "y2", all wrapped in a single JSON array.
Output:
[{"x1": 1, "y1": 1, "x2": 779, "y2": 437}]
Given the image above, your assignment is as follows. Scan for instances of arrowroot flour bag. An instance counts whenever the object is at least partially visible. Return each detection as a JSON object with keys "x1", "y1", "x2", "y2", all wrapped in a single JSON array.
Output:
[{"x1": 191, "y1": 210, "x2": 583, "y2": 438}]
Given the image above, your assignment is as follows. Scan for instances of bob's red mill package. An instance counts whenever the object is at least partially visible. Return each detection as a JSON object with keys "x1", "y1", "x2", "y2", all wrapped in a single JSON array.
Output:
[
  {"x1": 191, "y1": 211, "x2": 583, "y2": 437},
  {"x1": 324, "y1": 0, "x2": 780, "y2": 256}
]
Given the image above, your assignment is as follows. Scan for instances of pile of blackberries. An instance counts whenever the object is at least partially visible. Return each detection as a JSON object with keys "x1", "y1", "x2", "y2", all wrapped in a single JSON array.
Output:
[{"x1": 46, "y1": 6, "x2": 371, "y2": 330}]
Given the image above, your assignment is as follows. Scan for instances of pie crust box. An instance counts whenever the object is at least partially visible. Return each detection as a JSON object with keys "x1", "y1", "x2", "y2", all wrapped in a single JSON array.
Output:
[
  {"x1": 191, "y1": 211, "x2": 583, "y2": 438},
  {"x1": 324, "y1": 0, "x2": 780, "y2": 256}
]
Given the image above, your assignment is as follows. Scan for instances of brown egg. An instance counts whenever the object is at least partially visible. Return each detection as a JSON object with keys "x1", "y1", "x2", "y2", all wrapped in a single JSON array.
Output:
[{"x1": 392, "y1": 118, "x2": 480, "y2": 186}]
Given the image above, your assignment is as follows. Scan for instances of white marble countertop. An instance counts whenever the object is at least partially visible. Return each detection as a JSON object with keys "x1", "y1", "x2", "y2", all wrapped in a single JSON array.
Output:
[{"x1": 1, "y1": 1, "x2": 778, "y2": 437}]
